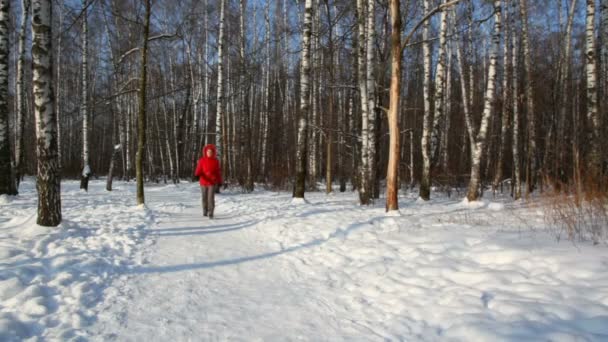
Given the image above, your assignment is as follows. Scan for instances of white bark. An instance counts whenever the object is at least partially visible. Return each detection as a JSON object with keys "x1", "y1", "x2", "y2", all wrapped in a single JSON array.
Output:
[
  {"x1": 32, "y1": 0, "x2": 61, "y2": 225},
  {"x1": 56, "y1": 0, "x2": 62, "y2": 170},
  {"x1": 357, "y1": 0, "x2": 370, "y2": 204},
  {"x1": 294, "y1": 0, "x2": 313, "y2": 198},
  {"x1": 494, "y1": 0, "x2": 510, "y2": 193},
  {"x1": 215, "y1": 0, "x2": 226, "y2": 157},
  {"x1": 204, "y1": 0, "x2": 210, "y2": 146},
  {"x1": 519, "y1": 0, "x2": 537, "y2": 195},
  {"x1": 512, "y1": 0, "x2": 521, "y2": 199},
  {"x1": 366, "y1": 0, "x2": 377, "y2": 199},
  {"x1": 586, "y1": 0, "x2": 601, "y2": 172},
  {"x1": 15, "y1": 0, "x2": 30, "y2": 185},
  {"x1": 602, "y1": 0, "x2": 608, "y2": 109},
  {"x1": 430, "y1": 0, "x2": 449, "y2": 166},
  {"x1": 557, "y1": 0, "x2": 577, "y2": 184},
  {"x1": 420, "y1": 0, "x2": 432, "y2": 201},
  {"x1": 261, "y1": 2, "x2": 270, "y2": 179},
  {"x1": 80, "y1": 1, "x2": 91, "y2": 190},
  {"x1": 466, "y1": 0, "x2": 501, "y2": 202}
]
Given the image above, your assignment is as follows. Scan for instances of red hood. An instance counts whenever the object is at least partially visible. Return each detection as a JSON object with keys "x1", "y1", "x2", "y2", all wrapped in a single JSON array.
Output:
[{"x1": 203, "y1": 144, "x2": 217, "y2": 158}]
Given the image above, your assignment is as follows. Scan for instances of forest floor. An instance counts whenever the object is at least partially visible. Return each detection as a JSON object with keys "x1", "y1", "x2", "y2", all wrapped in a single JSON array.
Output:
[{"x1": 1, "y1": 179, "x2": 608, "y2": 341}]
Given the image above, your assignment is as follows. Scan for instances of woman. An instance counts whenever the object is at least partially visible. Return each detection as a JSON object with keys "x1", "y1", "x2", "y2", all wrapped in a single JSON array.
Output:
[{"x1": 194, "y1": 144, "x2": 223, "y2": 219}]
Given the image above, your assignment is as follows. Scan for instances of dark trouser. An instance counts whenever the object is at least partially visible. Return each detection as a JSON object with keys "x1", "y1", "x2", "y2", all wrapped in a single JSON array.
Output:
[{"x1": 202, "y1": 185, "x2": 215, "y2": 216}]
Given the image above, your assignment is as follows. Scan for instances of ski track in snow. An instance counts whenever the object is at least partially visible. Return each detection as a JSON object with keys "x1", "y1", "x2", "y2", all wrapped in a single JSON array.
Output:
[{"x1": 2, "y1": 179, "x2": 608, "y2": 341}]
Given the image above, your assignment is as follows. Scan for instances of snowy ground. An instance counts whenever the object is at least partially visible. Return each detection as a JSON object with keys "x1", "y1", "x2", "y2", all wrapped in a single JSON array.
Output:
[{"x1": 1, "y1": 179, "x2": 608, "y2": 341}]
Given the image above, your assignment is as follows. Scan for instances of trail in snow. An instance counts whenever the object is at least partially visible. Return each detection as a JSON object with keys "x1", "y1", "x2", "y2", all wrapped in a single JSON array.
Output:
[{"x1": 2, "y1": 180, "x2": 608, "y2": 341}]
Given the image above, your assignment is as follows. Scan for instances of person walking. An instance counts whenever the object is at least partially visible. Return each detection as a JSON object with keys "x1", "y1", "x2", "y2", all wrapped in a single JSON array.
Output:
[{"x1": 194, "y1": 144, "x2": 223, "y2": 219}]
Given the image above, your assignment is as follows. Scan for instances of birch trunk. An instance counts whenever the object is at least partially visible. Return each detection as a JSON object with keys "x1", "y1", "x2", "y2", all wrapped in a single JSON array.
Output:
[
  {"x1": 430, "y1": 0, "x2": 449, "y2": 167},
  {"x1": 602, "y1": 0, "x2": 608, "y2": 120},
  {"x1": 15, "y1": 0, "x2": 30, "y2": 187},
  {"x1": 440, "y1": 9, "x2": 454, "y2": 174},
  {"x1": 356, "y1": 0, "x2": 370, "y2": 204},
  {"x1": 308, "y1": 0, "x2": 318, "y2": 189},
  {"x1": 32, "y1": 0, "x2": 61, "y2": 225},
  {"x1": 466, "y1": 0, "x2": 501, "y2": 202},
  {"x1": 294, "y1": 0, "x2": 313, "y2": 199},
  {"x1": 557, "y1": 0, "x2": 577, "y2": 187},
  {"x1": 204, "y1": 0, "x2": 210, "y2": 147},
  {"x1": 419, "y1": 0, "x2": 432, "y2": 201},
  {"x1": 386, "y1": 0, "x2": 401, "y2": 212},
  {"x1": 0, "y1": 0, "x2": 16, "y2": 196},
  {"x1": 240, "y1": 0, "x2": 254, "y2": 191},
  {"x1": 493, "y1": 0, "x2": 510, "y2": 194},
  {"x1": 215, "y1": 0, "x2": 226, "y2": 161},
  {"x1": 80, "y1": 1, "x2": 90, "y2": 191},
  {"x1": 512, "y1": 0, "x2": 521, "y2": 199},
  {"x1": 586, "y1": 0, "x2": 601, "y2": 176},
  {"x1": 366, "y1": 0, "x2": 377, "y2": 200},
  {"x1": 262, "y1": 2, "x2": 271, "y2": 181},
  {"x1": 519, "y1": 0, "x2": 537, "y2": 195},
  {"x1": 136, "y1": 0, "x2": 151, "y2": 205}
]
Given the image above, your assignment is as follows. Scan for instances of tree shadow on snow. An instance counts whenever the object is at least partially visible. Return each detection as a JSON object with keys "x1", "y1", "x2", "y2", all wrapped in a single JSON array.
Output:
[
  {"x1": 127, "y1": 215, "x2": 386, "y2": 275},
  {"x1": 150, "y1": 219, "x2": 262, "y2": 237}
]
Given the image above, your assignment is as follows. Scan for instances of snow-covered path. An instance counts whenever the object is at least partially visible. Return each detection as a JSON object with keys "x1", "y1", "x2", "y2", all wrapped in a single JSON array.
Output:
[
  {"x1": 88, "y1": 183, "x2": 608, "y2": 341},
  {"x1": 2, "y1": 180, "x2": 608, "y2": 341},
  {"x1": 91, "y1": 186, "x2": 356, "y2": 340}
]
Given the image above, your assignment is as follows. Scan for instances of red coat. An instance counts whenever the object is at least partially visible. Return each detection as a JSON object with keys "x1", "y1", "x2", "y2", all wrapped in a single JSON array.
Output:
[{"x1": 194, "y1": 144, "x2": 223, "y2": 186}]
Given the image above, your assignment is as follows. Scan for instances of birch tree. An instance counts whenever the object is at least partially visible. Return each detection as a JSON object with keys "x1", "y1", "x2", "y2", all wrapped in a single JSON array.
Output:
[
  {"x1": 585, "y1": 0, "x2": 601, "y2": 177},
  {"x1": 32, "y1": 0, "x2": 61, "y2": 225},
  {"x1": 556, "y1": 0, "x2": 577, "y2": 188},
  {"x1": 136, "y1": 0, "x2": 151, "y2": 205},
  {"x1": 419, "y1": 0, "x2": 433, "y2": 201},
  {"x1": 493, "y1": 0, "x2": 510, "y2": 194},
  {"x1": 294, "y1": 0, "x2": 313, "y2": 199},
  {"x1": 366, "y1": 0, "x2": 377, "y2": 200},
  {"x1": 356, "y1": 0, "x2": 371, "y2": 204},
  {"x1": 466, "y1": 0, "x2": 501, "y2": 201},
  {"x1": 519, "y1": 0, "x2": 537, "y2": 195},
  {"x1": 430, "y1": 0, "x2": 449, "y2": 167},
  {"x1": 602, "y1": 0, "x2": 608, "y2": 112},
  {"x1": 0, "y1": 0, "x2": 16, "y2": 196},
  {"x1": 15, "y1": 0, "x2": 30, "y2": 187},
  {"x1": 80, "y1": 1, "x2": 91, "y2": 191},
  {"x1": 512, "y1": 0, "x2": 522, "y2": 199},
  {"x1": 215, "y1": 0, "x2": 226, "y2": 166}
]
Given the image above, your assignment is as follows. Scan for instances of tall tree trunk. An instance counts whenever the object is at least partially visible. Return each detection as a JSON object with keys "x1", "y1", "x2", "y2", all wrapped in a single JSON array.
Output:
[
  {"x1": 419, "y1": 0, "x2": 432, "y2": 201},
  {"x1": 586, "y1": 0, "x2": 601, "y2": 179},
  {"x1": 430, "y1": 0, "x2": 449, "y2": 167},
  {"x1": 386, "y1": 0, "x2": 401, "y2": 212},
  {"x1": 466, "y1": 0, "x2": 501, "y2": 201},
  {"x1": 0, "y1": 0, "x2": 16, "y2": 196},
  {"x1": 557, "y1": 0, "x2": 577, "y2": 189},
  {"x1": 215, "y1": 0, "x2": 226, "y2": 162},
  {"x1": 366, "y1": 0, "x2": 377, "y2": 200},
  {"x1": 15, "y1": 0, "x2": 30, "y2": 188},
  {"x1": 324, "y1": 0, "x2": 334, "y2": 194},
  {"x1": 493, "y1": 0, "x2": 510, "y2": 194},
  {"x1": 512, "y1": 0, "x2": 521, "y2": 200},
  {"x1": 136, "y1": 0, "x2": 151, "y2": 205},
  {"x1": 356, "y1": 0, "x2": 371, "y2": 204},
  {"x1": 519, "y1": 0, "x2": 537, "y2": 196},
  {"x1": 80, "y1": 1, "x2": 91, "y2": 191},
  {"x1": 294, "y1": 0, "x2": 313, "y2": 199},
  {"x1": 32, "y1": 0, "x2": 61, "y2": 225},
  {"x1": 55, "y1": 0, "x2": 63, "y2": 171}
]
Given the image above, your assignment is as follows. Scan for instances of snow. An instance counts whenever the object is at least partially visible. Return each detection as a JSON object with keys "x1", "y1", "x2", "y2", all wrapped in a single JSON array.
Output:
[{"x1": 2, "y1": 179, "x2": 608, "y2": 341}]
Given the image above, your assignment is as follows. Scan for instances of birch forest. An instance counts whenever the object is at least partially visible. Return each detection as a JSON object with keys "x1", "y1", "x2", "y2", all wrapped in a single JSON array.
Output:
[{"x1": 1, "y1": 0, "x2": 607, "y2": 224}]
